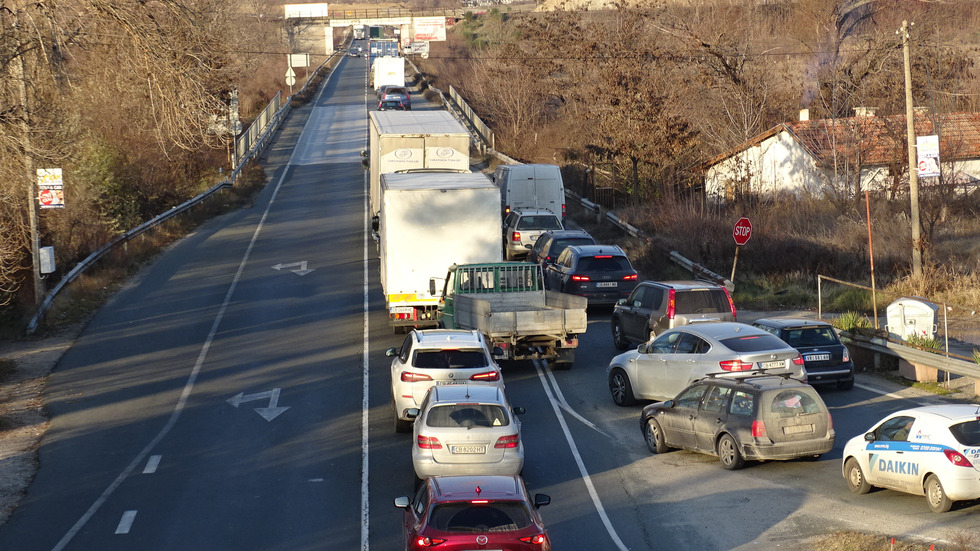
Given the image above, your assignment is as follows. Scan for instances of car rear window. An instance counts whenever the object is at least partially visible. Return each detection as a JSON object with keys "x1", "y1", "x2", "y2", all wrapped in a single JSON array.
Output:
[
  {"x1": 578, "y1": 256, "x2": 632, "y2": 272},
  {"x1": 674, "y1": 289, "x2": 730, "y2": 314},
  {"x1": 779, "y1": 327, "x2": 840, "y2": 347},
  {"x1": 949, "y1": 420, "x2": 980, "y2": 446},
  {"x1": 553, "y1": 237, "x2": 594, "y2": 253},
  {"x1": 426, "y1": 404, "x2": 510, "y2": 428},
  {"x1": 517, "y1": 216, "x2": 562, "y2": 230},
  {"x1": 412, "y1": 349, "x2": 489, "y2": 369},
  {"x1": 769, "y1": 389, "x2": 823, "y2": 417},
  {"x1": 719, "y1": 334, "x2": 789, "y2": 352},
  {"x1": 427, "y1": 502, "x2": 533, "y2": 532}
]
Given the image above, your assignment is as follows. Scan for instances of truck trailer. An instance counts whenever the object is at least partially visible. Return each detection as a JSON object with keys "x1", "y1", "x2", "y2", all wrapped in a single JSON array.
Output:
[
  {"x1": 371, "y1": 56, "x2": 405, "y2": 91},
  {"x1": 367, "y1": 111, "x2": 472, "y2": 221},
  {"x1": 378, "y1": 172, "x2": 502, "y2": 329}
]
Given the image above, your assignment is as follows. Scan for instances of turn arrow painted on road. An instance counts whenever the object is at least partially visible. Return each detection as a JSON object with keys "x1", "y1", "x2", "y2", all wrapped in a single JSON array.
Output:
[{"x1": 226, "y1": 388, "x2": 291, "y2": 421}]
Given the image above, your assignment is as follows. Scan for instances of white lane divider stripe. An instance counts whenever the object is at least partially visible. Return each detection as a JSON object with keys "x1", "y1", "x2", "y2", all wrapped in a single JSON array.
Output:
[
  {"x1": 142, "y1": 455, "x2": 161, "y2": 474},
  {"x1": 114, "y1": 511, "x2": 137, "y2": 535},
  {"x1": 542, "y1": 366, "x2": 608, "y2": 437},
  {"x1": 534, "y1": 360, "x2": 628, "y2": 551}
]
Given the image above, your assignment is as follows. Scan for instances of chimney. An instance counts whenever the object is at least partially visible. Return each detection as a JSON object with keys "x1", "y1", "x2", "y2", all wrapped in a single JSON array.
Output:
[
  {"x1": 853, "y1": 107, "x2": 877, "y2": 117},
  {"x1": 799, "y1": 109, "x2": 809, "y2": 121}
]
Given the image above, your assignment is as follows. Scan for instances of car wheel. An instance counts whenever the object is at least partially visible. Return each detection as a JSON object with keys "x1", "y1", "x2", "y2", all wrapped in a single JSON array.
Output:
[
  {"x1": 644, "y1": 418, "x2": 669, "y2": 454},
  {"x1": 925, "y1": 474, "x2": 953, "y2": 513},
  {"x1": 612, "y1": 320, "x2": 630, "y2": 351},
  {"x1": 717, "y1": 434, "x2": 745, "y2": 470},
  {"x1": 844, "y1": 457, "x2": 871, "y2": 494},
  {"x1": 609, "y1": 370, "x2": 636, "y2": 406},
  {"x1": 837, "y1": 378, "x2": 855, "y2": 390}
]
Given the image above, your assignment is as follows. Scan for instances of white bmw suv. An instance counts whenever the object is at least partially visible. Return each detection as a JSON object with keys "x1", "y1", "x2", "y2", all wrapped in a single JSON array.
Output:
[{"x1": 388, "y1": 329, "x2": 503, "y2": 433}]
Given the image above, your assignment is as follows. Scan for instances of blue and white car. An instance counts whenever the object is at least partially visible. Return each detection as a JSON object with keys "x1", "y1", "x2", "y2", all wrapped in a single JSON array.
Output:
[{"x1": 842, "y1": 404, "x2": 980, "y2": 512}]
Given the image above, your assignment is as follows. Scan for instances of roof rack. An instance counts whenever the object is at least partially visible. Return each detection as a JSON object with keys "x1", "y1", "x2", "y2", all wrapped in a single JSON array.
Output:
[{"x1": 701, "y1": 370, "x2": 797, "y2": 385}]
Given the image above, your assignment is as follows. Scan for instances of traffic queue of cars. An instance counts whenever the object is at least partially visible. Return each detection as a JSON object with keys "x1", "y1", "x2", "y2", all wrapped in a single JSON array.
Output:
[{"x1": 389, "y1": 329, "x2": 553, "y2": 549}]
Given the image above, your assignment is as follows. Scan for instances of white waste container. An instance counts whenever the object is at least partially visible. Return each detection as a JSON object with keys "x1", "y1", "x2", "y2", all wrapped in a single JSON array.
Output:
[{"x1": 885, "y1": 297, "x2": 939, "y2": 341}]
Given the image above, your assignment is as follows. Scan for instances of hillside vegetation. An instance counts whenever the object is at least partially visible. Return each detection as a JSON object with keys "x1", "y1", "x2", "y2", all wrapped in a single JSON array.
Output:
[{"x1": 418, "y1": 0, "x2": 980, "y2": 312}]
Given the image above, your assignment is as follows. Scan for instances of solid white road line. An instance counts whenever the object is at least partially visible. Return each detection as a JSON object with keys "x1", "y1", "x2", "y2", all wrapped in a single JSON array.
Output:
[
  {"x1": 533, "y1": 361, "x2": 629, "y2": 551},
  {"x1": 52, "y1": 68, "x2": 335, "y2": 551},
  {"x1": 360, "y1": 81, "x2": 371, "y2": 551},
  {"x1": 114, "y1": 511, "x2": 137, "y2": 535}
]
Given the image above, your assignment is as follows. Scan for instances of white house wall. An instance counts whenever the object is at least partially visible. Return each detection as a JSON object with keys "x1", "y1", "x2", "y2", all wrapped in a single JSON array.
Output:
[{"x1": 705, "y1": 131, "x2": 823, "y2": 201}]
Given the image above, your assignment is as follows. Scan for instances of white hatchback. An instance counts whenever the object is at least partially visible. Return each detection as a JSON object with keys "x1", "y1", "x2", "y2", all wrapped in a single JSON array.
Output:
[
  {"x1": 842, "y1": 404, "x2": 980, "y2": 512},
  {"x1": 388, "y1": 329, "x2": 502, "y2": 433}
]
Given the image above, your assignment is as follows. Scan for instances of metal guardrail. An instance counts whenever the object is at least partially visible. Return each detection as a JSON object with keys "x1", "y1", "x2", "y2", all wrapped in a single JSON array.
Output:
[
  {"x1": 26, "y1": 47, "x2": 345, "y2": 334},
  {"x1": 839, "y1": 332, "x2": 980, "y2": 381}
]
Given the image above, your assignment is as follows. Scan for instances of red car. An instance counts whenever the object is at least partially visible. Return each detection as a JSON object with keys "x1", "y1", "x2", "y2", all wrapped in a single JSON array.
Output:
[{"x1": 395, "y1": 475, "x2": 552, "y2": 550}]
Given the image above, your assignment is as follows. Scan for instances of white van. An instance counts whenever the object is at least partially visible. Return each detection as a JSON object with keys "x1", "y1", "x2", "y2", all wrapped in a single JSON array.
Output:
[{"x1": 492, "y1": 164, "x2": 566, "y2": 221}]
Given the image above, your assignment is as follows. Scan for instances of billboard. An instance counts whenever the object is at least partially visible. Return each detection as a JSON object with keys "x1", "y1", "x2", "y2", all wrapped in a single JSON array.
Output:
[
  {"x1": 413, "y1": 17, "x2": 446, "y2": 42},
  {"x1": 284, "y1": 3, "x2": 329, "y2": 18},
  {"x1": 916, "y1": 135, "x2": 940, "y2": 178}
]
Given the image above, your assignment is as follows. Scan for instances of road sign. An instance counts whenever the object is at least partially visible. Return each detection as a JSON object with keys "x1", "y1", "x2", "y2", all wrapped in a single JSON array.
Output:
[{"x1": 733, "y1": 217, "x2": 752, "y2": 246}]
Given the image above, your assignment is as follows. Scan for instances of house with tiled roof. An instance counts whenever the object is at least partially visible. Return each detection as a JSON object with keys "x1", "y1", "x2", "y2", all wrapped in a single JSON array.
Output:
[{"x1": 703, "y1": 109, "x2": 980, "y2": 202}]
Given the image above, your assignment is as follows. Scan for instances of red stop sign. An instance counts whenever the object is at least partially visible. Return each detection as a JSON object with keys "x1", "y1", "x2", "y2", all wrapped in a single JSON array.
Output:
[
  {"x1": 733, "y1": 217, "x2": 752, "y2": 246},
  {"x1": 39, "y1": 189, "x2": 54, "y2": 205}
]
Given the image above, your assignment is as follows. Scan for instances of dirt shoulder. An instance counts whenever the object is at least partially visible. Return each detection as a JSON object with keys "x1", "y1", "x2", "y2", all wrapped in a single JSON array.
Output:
[{"x1": 0, "y1": 322, "x2": 84, "y2": 525}]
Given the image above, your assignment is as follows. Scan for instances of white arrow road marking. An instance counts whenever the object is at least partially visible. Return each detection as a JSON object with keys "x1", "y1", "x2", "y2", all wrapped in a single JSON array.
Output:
[
  {"x1": 271, "y1": 261, "x2": 314, "y2": 276},
  {"x1": 115, "y1": 511, "x2": 137, "y2": 534},
  {"x1": 227, "y1": 388, "x2": 291, "y2": 421}
]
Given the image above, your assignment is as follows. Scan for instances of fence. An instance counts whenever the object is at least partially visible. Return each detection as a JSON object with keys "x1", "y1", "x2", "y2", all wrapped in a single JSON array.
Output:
[{"x1": 26, "y1": 47, "x2": 344, "y2": 334}]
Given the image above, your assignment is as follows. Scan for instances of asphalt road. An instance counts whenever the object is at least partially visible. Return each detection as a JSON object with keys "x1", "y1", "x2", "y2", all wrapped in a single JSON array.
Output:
[{"x1": 1, "y1": 44, "x2": 978, "y2": 551}]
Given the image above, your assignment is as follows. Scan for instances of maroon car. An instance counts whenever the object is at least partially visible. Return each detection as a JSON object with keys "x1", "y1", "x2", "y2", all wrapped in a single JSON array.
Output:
[{"x1": 395, "y1": 475, "x2": 552, "y2": 550}]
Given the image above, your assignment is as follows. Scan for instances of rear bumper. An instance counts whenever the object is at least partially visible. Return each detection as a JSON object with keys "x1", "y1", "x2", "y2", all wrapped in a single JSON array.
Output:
[
  {"x1": 805, "y1": 364, "x2": 855, "y2": 385},
  {"x1": 413, "y1": 454, "x2": 524, "y2": 479},
  {"x1": 742, "y1": 435, "x2": 835, "y2": 461}
]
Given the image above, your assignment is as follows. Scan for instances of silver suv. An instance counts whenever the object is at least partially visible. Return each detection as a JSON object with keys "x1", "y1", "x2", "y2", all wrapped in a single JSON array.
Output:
[
  {"x1": 611, "y1": 280, "x2": 737, "y2": 350},
  {"x1": 502, "y1": 208, "x2": 563, "y2": 260}
]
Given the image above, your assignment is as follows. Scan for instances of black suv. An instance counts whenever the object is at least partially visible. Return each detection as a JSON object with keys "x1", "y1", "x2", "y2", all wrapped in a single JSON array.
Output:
[
  {"x1": 752, "y1": 318, "x2": 855, "y2": 390},
  {"x1": 611, "y1": 280, "x2": 737, "y2": 350},
  {"x1": 527, "y1": 229, "x2": 596, "y2": 267},
  {"x1": 544, "y1": 244, "x2": 638, "y2": 305},
  {"x1": 640, "y1": 373, "x2": 835, "y2": 470}
]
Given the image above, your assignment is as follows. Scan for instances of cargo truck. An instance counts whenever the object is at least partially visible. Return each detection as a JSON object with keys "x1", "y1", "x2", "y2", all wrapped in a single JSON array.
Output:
[
  {"x1": 371, "y1": 56, "x2": 405, "y2": 91},
  {"x1": 379, "y1": 172, "x2": 502, "y2": 330},
  {"x1": 369, "y1": 38, "x2": 399, "y2": 58},
  {"x1": 431, "y1": 262, "x2": 588, "y2": 369},
  {"x1": 367, "y1": 111, "x2": 472, "y2": 221}
]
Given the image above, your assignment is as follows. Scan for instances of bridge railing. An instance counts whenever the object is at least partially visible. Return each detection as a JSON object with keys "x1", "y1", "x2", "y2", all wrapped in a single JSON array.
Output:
[{"x1": 320, "y1": 9, "x2": 460, "y2": 20}]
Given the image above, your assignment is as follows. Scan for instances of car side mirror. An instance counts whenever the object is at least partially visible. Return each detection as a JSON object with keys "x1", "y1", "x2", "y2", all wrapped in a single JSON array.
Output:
[
  {"x1": 394, "y1": 496, "x2": 410, "y2": 508},
  {"x1": 864, "y1": 432, "x2": 876, "y2": 442},
  {"x1": 616, "y1": 298, "x2": 626, "y2": 306},
  {"x1": 512, "y1": 406, "x2": 525, "y2": 415},
  {"x1": 406, "y1": 408, "x2": 419, "y2": 420},
  {"x1": 534, "y1": 494, "x2": 551, "y2": 509},
  {"x1": 637, "y1": 343, "x2": 647, "y2": 354},
  {"x1": 385, "y1": 347, "x2": 398, "y2": 357}
]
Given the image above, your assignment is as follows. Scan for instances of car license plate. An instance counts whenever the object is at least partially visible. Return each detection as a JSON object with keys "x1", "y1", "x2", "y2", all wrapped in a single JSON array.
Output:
[
  {"x1": 450, "y1": 445, "x2": 486, "y2": 454},
  {"x1": 436, "y1": 380, "x2": 466, "y2": 385},
  {"x1": 783, "y1": 424, "x2": 814, "y2": 435},
  {"x1": 805, "y1": 353, "x2": 831, "y2": 361},
  {"x1": 596, "y1": 282, "x2": 617, "y2": 288},
  {"x1": 759, "y1": 360, "x2": 784, "y2": 369},
  {"x1": 390, "y1": 306, "x2": 413, "y2": 314}
]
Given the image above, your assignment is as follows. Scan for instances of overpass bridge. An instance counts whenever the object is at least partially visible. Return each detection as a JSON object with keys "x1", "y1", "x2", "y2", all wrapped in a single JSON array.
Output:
[{"x1": 288, "y1": 7, "x2": 461, "y2": 28}]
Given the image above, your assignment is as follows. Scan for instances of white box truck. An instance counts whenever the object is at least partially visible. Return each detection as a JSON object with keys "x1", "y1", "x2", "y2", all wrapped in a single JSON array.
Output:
[
  {"x1": 367, "y1": 111, "x2": 472, "y2": 221},
  {"x1": 378, "y1": 172, "x2": 502, "y2": 330},
  {"x1": 493, "y1": 164, "x2": 566, "y2": 221},
  {"x1": 371, "y1": 56, "x2": 405, "y2": 91}
]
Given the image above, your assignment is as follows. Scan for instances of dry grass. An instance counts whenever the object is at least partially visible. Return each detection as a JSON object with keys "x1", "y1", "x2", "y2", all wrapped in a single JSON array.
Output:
[{"x1": 806, "y1": 530, "x2": 980, "y2": 550}]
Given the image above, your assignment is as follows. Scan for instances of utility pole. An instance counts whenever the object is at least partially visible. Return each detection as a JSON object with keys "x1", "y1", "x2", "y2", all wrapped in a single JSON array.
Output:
[{"x1": 900, "y1": 20, "x2": 923, "y2": 280}]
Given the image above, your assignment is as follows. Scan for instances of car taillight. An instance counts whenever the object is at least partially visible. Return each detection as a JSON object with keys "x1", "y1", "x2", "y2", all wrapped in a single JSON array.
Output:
[
  {"x1": 520, "y1": 533, "x2": 549, "y2": 545},
  {"x1": 414, "y1": 536, "x2": 446, "y2": 547},
  {"x1": 401, "y1": 372, "x2": 433, "y2": 383},
  {"x1": 470, "y1": 370, "x2": 500, "y2": 382},
  {"x1": 571, "y1": 275, "x2": 590, "y2": 281},
  {"x1": 827, "y1": 413, "x2": 833, "y2": 431},
  {"x1": 726, "y1": 291, "x2": 738, "y2": 319},
  {"x1": 842, "y1": 349, "x2": 850, "y2": 362},
  {"x1": 792, "y1": 355, "x2": 805, "y2": 366},
  {"x1": 417, "y1": 435, "x2": 442, "y2": 449},
  {"x1": 562, "y1": 204, "x2": 566, "y2": 218},
  {"x1": 505, "y1": 205, "x2": 511, "y2": 215},
  {"x1": 719, "y1": 359, "x2": 753, "y2": 371},
  {"x1": 752, "y1": 420, "x2": 767, "y2": 438},
  {"x1": 623, "y1": 274, "x2": 637, "y2": 280},
  {"x1": 666, "y1": 289, "x2": 676, "y2": 319},
  {"x1": 944, "y1": 449, "x2": 974, "y2": 467},
  {"x1": 494, "y1": 434, "x2": 520, "y2": 449},
  {"x1": 511, "y1": 231, "x2": 521, "y2": 242}
]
